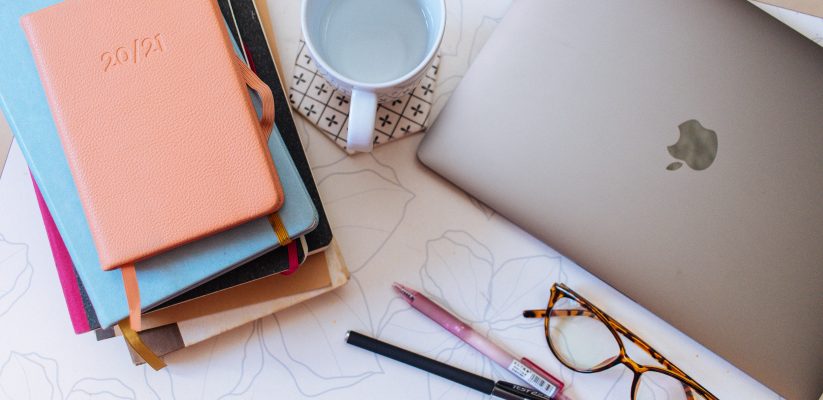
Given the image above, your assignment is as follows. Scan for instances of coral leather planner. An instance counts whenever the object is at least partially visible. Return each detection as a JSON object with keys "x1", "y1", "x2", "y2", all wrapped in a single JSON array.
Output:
[
  {"x1": 0, "y1": 0, "x2": 319, "y2": 329},
  {"x1": 20, "y1": 0, "x2": 283, "y2": 270}
]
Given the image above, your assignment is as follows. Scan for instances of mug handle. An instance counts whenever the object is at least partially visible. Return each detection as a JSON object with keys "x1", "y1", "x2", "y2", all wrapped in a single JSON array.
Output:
[{"x1": 347, "y1": 89, "x2": 378, "y2": 152}]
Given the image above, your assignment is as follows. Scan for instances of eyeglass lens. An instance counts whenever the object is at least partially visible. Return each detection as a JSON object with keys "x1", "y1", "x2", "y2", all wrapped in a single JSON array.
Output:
[{"x1": 548, "y1": 296, "x2": 620, "y2": 371}]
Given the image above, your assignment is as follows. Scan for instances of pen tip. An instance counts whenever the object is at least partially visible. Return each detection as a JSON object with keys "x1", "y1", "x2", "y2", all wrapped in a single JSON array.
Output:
[{"x1": 392, "y1": 282, "x2": 415, "y2": 302}]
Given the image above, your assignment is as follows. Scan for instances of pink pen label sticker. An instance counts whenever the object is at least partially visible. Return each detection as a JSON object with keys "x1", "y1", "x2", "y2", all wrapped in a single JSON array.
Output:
[{"x1": 508, "y1": 360, "x2": 558, "y2": 398}]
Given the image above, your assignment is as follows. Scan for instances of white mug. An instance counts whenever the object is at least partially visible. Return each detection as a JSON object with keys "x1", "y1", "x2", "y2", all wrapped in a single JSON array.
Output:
[{"x1": 301, "y1": 0, "x2": 446, "y2": 152}]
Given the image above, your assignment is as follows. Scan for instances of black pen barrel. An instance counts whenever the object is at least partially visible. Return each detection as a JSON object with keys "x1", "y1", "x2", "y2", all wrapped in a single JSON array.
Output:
[{"x1": 346, "y1": 331, "x2": 495, "y2": 394}]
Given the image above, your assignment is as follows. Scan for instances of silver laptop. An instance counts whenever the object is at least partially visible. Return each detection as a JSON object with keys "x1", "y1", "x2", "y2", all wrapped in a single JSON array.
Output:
[{"x1": 418, "y1": 0, "x2": 823, "y2": 398}]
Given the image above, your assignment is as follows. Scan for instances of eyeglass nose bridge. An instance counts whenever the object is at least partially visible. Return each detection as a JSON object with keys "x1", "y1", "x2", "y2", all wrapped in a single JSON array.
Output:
[
  {"x1": 619, "y1": 355, "x2": 653, "y2": 400},
  {"x1": 593, "y1": 349, "x2": 643, "y2": 374},
  {"x1": 618, "y1": 353, "x2": 647, "y2": 374}
]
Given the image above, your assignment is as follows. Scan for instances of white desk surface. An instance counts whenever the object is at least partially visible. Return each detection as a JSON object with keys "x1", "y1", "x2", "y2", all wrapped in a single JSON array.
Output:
[{"x1": 2, "y1": 1, "x2": 818, "y2": 398}]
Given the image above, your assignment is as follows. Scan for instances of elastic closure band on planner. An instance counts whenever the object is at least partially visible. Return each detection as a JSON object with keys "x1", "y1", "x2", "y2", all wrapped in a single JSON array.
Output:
[
  {"x1": 267, "y1": 213, "x2": 291, "y2": 246},
  {"x1": 233, "y1": 56, "x2": 275, "y2": 140},
  {"x1": 267, "y1": 214, "x2": 300, "y2": 275},
  {"x1": 119, "y1": 320, "x2": 167, "y2": 370},
  {"x1": 120, "y1": 263, "x2": 141, "y2": 331}
]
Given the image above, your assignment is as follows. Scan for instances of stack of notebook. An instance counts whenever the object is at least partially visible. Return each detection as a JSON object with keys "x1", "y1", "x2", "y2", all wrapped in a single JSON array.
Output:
[{"x1": 0, "y1": 0, "x2": 348, "y2": 369}]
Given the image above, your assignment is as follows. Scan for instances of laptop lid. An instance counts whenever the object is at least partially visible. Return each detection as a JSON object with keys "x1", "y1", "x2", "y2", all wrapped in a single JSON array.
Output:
[{"x1": 418, "y1": 1, "x2": 823, "y2": 398}]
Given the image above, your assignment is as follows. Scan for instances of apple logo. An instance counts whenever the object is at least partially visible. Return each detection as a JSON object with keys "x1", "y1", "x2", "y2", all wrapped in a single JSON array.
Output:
[{"x1": 666, "y1": 119, "x2": 718, "y2": 171}]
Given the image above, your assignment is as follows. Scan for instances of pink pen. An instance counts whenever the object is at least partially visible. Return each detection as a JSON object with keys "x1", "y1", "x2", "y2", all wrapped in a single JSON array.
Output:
[{"x1": 393, "y1": 283, "x2": 565, "y2": 398}]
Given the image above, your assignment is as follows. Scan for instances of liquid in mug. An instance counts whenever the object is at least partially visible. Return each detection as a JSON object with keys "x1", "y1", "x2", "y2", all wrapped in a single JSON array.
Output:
[{"x1": 318, "y1": 0, "x2": 431, "y2": 84}]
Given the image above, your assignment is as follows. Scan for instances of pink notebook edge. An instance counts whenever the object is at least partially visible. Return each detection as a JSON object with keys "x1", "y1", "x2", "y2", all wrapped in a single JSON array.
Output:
[{"x1": 31, "y1": 174, "x2": 91, "y2": 334}]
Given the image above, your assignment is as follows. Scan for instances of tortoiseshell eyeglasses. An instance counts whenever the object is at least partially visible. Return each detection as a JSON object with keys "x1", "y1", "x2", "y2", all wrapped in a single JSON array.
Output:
[{"x1": 523, "y1": 283, "x2": 718, "y2": 400}]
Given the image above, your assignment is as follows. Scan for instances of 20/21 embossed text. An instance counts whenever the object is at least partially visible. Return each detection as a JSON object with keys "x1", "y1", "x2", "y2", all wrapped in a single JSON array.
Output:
[{"x1": 100, "y1": 34, "x2": 165, "y2": 72}]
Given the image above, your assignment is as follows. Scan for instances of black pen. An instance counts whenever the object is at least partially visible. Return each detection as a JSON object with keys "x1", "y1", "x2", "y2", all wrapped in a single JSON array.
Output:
[{"x1": 345, "y1": 331, "x2": 552, "y2": 400}]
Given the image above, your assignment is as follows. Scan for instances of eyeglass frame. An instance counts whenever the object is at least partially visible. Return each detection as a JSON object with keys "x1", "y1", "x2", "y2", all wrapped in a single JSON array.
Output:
[{"x1": 523, "y1": 282, "x2": 718, "y2": 400}]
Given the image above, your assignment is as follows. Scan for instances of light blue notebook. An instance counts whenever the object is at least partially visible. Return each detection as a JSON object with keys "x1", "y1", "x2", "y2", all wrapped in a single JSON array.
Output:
[{"x1": 0, "y1": 0, "x2": 318, "y2": 328}]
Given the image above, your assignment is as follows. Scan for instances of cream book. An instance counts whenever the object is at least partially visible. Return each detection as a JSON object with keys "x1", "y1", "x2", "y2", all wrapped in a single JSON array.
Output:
[{"x1": 117, "y1": 241, "x2": 349, "y2": 366}]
